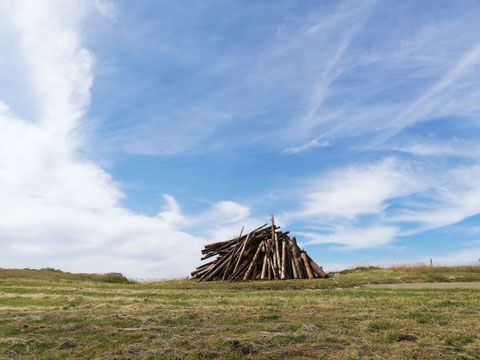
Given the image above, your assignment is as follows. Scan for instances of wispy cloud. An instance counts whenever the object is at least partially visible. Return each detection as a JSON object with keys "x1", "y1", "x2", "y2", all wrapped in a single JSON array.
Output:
[
  {"x1": 300, "y1": 225, "x2": 398, "y2": 249},
  {"x1": 277, "y1": 7, "x2": 480, "y2": 151},
  {"x1": 394, "y1": 140, "x2": 480, "y2": 158},
  {"x1": 390, "y1": 165, "x2": 480, "y2": 231},
  {"x1": 283, "y1": 138, "x2": 328, "y2": 154},
  {"x1": 376, "y1": 42, "x2": 480, "y2": 143}
]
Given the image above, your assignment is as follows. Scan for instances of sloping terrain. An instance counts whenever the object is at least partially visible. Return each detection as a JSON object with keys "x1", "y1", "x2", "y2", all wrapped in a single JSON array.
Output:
[{"x1": 0, "y1": 266, "x2": 479, "y2": 359}]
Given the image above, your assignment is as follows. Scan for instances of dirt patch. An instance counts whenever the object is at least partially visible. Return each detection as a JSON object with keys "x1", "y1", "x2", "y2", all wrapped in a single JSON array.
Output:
[{"x1": 363, "y1": 282, "x2": 480, "y2": 289}]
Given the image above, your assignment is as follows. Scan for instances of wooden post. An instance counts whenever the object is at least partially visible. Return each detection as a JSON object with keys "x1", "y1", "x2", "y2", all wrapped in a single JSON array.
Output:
[
  {"x1": 267, "y1": 258, "x2": 272, "y2": 280},
  {"x1": 291, "y1": 258, "x2": 298, "y2": 278},
  {"x1": 307, "y1": 254, "x2": 328, "y2": 278},
  {"x1": 301, "y1": 251, "x2": 314, "y2": 279},
  {"x1": 274, "y1": 233, "x2": 281, "y2": 271},
  {"x1": 261, "y1": 251, "x2": 268, "y2": 280},
  {"x1": 290, "y1": 237, "x2": 304, "y2": 279}
]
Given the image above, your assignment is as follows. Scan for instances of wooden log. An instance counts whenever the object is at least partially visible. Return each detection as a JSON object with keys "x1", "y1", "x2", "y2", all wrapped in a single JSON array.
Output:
[
  {"x1": 191, "y1": 262, "x2": 217, "y2": 277},
  {"x1": 307, "y1": 254, "x2": 328, "y2": 278},
  {"x1": 199, "y1": 256, "x2": 229, "y2": 282},
  {"x1": 301, "y1": 251, "x2": 315, "y2": 279},
  {"x1": 267, "y1": 257, "x2": 273, "y2": 280},
  {"x1": 198, "y1": 243, "x2": 240, "y2": 282},
  {"x1": 243, "y1": 241, "x2": 264, "y2": 281},
  {"x1": 192, "y1": 265, "x2": 215, "y2": 278},
  {"x1": 204, "y1": 239, "x2": 235, "y2": 249},
  {"x1": 232, "y1": 224, "x2": 266, "y2": 274},
  {"x1": 291, "y1": 258, "x2": 298, "y2": 279},
  {"x1": 251, "y1": 262, "x2": 258, "y2": 281},
  {"x1": 222, "y1": 226, "x2": 244, "y2": 281},
  {"x1": 201, "y1": 240, "x2": 236, "y2": 255},
  {"x1": 290, "y1": 237, "x2": 304, "y2": 279},
  {"x1": 261, "y1": 250, "x2": 268, "y2": 280},
  {"x1": 280, "y1": 238, "x2": 287, "y2": 279},
  {"x1": 270, "y1": 256, "x2": 279, "y2": 280},
  {"x1": 228, "y1": 257, "x2": 251, "y2": 281},
  {"x1": 274, "y1": 233, "x2": 281, "y2": 272}
]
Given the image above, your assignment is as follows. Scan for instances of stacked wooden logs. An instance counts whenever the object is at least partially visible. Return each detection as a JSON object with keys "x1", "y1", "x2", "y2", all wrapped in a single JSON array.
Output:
[{"x1": 191, "y1": 216, "x2": 328, "y2": 282}]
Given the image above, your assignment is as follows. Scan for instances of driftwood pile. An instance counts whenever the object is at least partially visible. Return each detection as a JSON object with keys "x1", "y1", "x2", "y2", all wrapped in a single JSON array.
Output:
[{"x1": 191, "y1": 216, "x2": 328, "y2": 282}]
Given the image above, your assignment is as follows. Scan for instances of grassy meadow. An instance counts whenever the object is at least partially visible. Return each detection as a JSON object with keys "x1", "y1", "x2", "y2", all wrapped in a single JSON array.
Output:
[{"x1": 0, "y1": 266, "x2": 479, "y2": 359}]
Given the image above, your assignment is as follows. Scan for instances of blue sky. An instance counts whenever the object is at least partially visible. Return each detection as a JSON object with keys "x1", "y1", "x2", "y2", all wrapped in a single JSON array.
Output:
[{"x1": 1, "y1": 0, "x2": 480, "y2": 278}]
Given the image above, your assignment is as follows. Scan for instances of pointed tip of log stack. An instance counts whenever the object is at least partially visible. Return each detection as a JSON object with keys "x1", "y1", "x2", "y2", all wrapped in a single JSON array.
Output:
[{"x1": 191, "y1": 217, "x2": 328, "y2": 282}]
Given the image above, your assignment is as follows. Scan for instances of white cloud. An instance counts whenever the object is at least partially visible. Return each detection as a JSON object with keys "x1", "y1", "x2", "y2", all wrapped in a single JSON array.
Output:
[
  {"x1": 300, "y1": 225, "x2": 398, "y2": 249},
  {"x1": 286, "y1": 156, "x2": 480, "y2": 249},
  {"x1": 290, "y1": 158, "x2": 420, "y2": 220},
  {"x1": 0, "y1": 1, "x2": 254, "y2": 279}
]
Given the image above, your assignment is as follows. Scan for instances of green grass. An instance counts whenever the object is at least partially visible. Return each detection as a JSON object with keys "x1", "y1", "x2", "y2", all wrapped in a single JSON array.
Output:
[{"x1": 0, "y1": 266, "x2": 479, "y2": 359}]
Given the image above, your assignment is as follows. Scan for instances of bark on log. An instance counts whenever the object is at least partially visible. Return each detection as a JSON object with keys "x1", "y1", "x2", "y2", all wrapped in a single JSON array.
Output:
[
  {"x1": 291, "y1": 258, "x2": 298, "y2": 279},
  {"x1": 301, "y1": 251, "x2": 315, "y2": 279},
  {"x1": 290, "y1": 237, "x2": 304, "y2": 279},
  {"x1": 280, "y1": 238, "x2": 287, "y2": 279},
  {"x1": 243, "y1": 241, "x2": 264, "y2": 281},
  {"x1": 222, "y1": 226, "x2": 244, "y2": 281},
  {"x1": 307, "y1": 254, "x2": 328, "y2": 278}
]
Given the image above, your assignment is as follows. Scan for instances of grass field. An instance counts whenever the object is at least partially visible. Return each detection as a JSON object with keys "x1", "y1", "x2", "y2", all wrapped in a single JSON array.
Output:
[{"x1": 0, "y1": 266, "x2": 479, "y2": 359}]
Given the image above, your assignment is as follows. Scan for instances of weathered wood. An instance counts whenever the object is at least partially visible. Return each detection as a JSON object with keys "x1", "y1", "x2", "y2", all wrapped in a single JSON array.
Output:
[
  {"x1": 307, "y1": 254, "x2": 328, "y2": 278},
  {"x1": 192, "y1": 218, "x2": 326, "y2": 282},
  {"x1": 280, "y1": 238, "x2": 287, "y2": 279},
  {"x1": 232, "y1": 224, "x2": 266, "y2": 274},
  {"x1": 229, "y1": 257, "x2": 251, "y2": 281},
  {"x1": 222, "y1": 226, "x2": 244, "y2": 281},
  {"x1": 198, "y1": 253, "x2": 231, "y2": 282},
  {"x1": 301, "y1": 251, "x2": 314, "y2": 279},
  {"x1": 267, "y1": 257, "x2": 273, "y2": 280},
  {"x1": 290, "y1": 237, "x2": 304, "y2": 279},
  {"x1": 291, "y1": 258, "x2": 298, "y2": 279},
  {"x1": 261, "y1": 250, "x2": 268, "y2": 280},
  {"x1": 243, "y1": 241, "x2": 264, "y2": 281},
  {"x1": 274, "y1": 233, "x2": 281, "y2": 271}
]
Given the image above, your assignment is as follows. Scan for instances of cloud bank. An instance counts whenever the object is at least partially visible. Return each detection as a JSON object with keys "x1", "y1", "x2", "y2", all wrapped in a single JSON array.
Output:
[{"x1": 0, "y1": 1, "x2": 255, "y2": 279}]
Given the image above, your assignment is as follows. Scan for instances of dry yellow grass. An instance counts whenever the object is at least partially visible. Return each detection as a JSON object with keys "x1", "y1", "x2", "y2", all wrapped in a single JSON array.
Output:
[{"x1": 0, "y1": 267, "x2": 479, "y2": 359}]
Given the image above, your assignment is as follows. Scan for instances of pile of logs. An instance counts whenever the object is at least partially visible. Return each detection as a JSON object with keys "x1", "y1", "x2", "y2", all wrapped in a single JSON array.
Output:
[{"x1": 191, "y1": 216, "x2": 328, "y2": 282}]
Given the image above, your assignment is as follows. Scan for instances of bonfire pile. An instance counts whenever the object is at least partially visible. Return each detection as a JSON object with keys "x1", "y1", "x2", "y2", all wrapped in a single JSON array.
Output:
[{"x1": 191, "y1": 216, "x2": 328, "y2": 282}]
